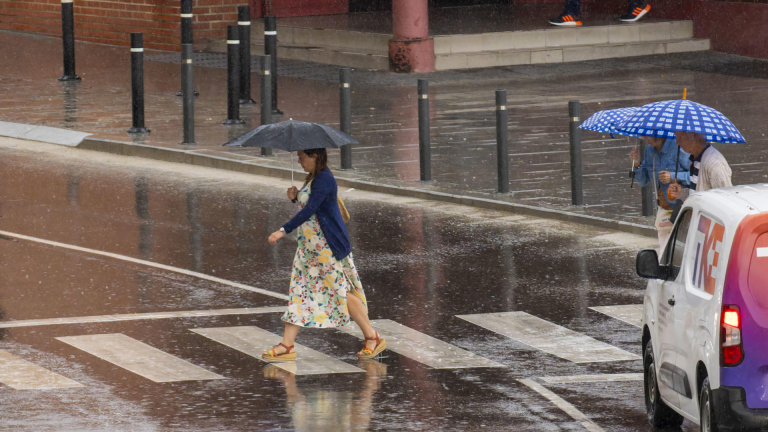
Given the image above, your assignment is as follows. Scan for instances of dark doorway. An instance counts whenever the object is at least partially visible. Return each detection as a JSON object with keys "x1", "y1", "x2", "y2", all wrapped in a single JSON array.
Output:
[
  {"x1": 350, "y1": 0, "x2": 507, "y2": 13},
  {"x1": 430, "y1": 0, "x2": 505, "y2": 6},
  {"x1": 349, "y1": 0, "x2": 390, "y2": 12}
]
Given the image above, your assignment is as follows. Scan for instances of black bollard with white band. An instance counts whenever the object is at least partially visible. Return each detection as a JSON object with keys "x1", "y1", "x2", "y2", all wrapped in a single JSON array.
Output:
[
  {"x1": 264, "y1": 16, "x2": 282, "y2": 115},
  {"x1": 339, "y1": 68, "x2": 353, "y2": 170},
  {"x1": 59, "y1": 0, "x2": 80, "y2": 81},
  {"x1": 238, "y1": 6, "x2": 255, "y2": 104},
  {"x1": 496, "y1": 90, "x2": 510, "y2": 193},
  {"x1": 182, "y1": 43, "x2": 195, "y2": 144},
  {"x1": 259, "y1": 55, "x2": 273, "y2": 156},
  {"x1": 223, "y1": 25, "x2": 244, "y2": 125},
  {"x1": 128, "y1": 33, "x2": 150, "y2": 134},
  {"x1": 569, "y1": 101, "x2": 584, "y2": 206},
  {"x1": 418, "y1": 79, "x2": 431, "y2": 182},
  {"x1": 177, "y1": 0, "x2": 198, "y2": 97}
]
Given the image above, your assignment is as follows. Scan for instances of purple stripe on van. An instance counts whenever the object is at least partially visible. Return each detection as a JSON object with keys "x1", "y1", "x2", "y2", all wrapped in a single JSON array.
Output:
[{"x1": 720, "y1": 214, "x2": 768, "y2": 409}]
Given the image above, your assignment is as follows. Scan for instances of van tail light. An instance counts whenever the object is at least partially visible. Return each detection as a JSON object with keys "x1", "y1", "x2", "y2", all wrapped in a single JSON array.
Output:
[{"x1": 721, "y1": 305, "x2": 743, "y2": 366}]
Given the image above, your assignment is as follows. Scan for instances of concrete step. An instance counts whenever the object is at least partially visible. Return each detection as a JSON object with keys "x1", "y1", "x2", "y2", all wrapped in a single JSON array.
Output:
[
  {"x1": 203, "y1": 39, "x2": 389, "y2": 70},
  {"x1": 434, "y1": 21, "x2": 695, "y2": 54},
  {"x1": 250, "y1": 21, "x2": 390, "y2": 53},
  {"x1": 435, "y1": 38, "x2": 710, "y2": 70},
  {"x1": 204, "y1": 19, "x2": 706, "y2": 72}
]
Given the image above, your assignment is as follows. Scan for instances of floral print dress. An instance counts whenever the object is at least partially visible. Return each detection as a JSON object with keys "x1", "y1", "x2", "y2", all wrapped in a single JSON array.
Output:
[{"x1": 282, "y1": 181, "x2": 367, "y2": 328}]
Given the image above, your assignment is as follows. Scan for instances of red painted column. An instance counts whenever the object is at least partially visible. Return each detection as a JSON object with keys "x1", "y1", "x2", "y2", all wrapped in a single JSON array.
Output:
[{"x1": 389, "y1": 0, "x2": 435, "y2": 73}]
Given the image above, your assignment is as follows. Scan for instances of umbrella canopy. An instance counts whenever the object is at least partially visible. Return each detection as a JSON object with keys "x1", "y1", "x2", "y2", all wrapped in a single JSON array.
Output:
[
  {"x1": 579, "y1": 107, "x2": 639, "y2": 135},
  {"x1": 224, "y1": 120, "x2": 358, "y2": 151},
  {"x1": 617, "y1": 100, "x2": 746, "y2": 143}
]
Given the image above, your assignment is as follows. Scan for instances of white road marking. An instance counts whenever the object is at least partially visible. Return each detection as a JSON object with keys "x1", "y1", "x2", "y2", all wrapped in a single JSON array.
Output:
[
  {"x1": 0, "y1": 350, "x2": 84, "y2": 390},
  {"x1": 337, "y1": 320, "x2": 504, "y2": 369},
  {"x1": 757, "y1": 247, "x2": 768, "y2": 257},
  {"x1": 539, "y1": 373, "x2": 643, "y2": 384},
  {"x1": 0, "y1": 307, "x2": 285, "y2": 329},
  {"x1": 0, "y1": 229, "x2": 288, "y2": 301},
  {"x1": 519, "y1": 378, "x2": 606, "y2": 432},
  {"x1": 191, "y1": 326, "x2": 363, "y2": 376},
  {"x1": 457, "y1": 312, "x2": 640, "y2": 363},
  {"x1": 56, "y1": 334, "x2": 225, "y2": 383},
  {"x1": 589, "y1": 305, "x2": 643, "y2": 328}
]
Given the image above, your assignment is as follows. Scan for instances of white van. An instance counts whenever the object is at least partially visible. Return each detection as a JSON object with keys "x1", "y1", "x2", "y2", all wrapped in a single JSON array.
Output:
[{"x1": 637, "y1": 184, "x2": 768, "y2": 431}]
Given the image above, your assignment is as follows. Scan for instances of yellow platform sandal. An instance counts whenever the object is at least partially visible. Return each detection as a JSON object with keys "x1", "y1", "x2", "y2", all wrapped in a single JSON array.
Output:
[
  {"x1": 262, "y1": 343, "x2": 297, "y2": 362},
  {"x1": 357, "y1": 332, "x2": 386, "y2": 359}
]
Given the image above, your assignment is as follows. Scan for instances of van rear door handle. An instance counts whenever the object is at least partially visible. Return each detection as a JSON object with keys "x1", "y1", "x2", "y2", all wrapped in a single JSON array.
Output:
[
  {"x1": 668, "y1": 298, "x2": 676, "y2": 306},
  {"x1": 699, "y1": 319, "x2": 706, "y2": 328}
]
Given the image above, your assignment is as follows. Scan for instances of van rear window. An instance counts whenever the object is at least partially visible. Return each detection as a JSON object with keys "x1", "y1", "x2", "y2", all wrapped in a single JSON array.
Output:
[{"x1": 748, "y1": 233, "x2": 768, "y2": 310}]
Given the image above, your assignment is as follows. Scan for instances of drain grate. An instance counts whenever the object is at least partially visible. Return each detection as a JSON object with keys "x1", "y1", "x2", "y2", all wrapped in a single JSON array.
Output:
[{"x1": 146, "y1": 53, "x2": 343, "y2": 83}]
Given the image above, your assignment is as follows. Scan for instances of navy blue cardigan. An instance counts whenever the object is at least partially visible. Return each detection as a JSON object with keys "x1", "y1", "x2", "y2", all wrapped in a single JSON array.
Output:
[{"x1": 282, "y1": 169, "x2": 351, "y2": 260}]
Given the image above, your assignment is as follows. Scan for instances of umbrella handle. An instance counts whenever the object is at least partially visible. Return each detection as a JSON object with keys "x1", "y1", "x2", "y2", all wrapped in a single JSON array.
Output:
[{"x1": 666, "y1": 179, "x2": 678, "y2": 201}]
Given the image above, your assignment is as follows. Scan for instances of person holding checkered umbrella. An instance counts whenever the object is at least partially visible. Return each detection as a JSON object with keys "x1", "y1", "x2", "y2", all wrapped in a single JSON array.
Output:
[
  {"x1": 617, "y1": 99, "x2": 743, "y2": 207},
  {"x1": 580, "y1": 107, "x2": 691, "y2": 248}
]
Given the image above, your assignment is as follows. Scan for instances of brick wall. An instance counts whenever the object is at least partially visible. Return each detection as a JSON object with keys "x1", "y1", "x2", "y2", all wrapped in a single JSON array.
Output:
[{"x1": 0, "y1": 0, "x2": 246, "y2": 52}]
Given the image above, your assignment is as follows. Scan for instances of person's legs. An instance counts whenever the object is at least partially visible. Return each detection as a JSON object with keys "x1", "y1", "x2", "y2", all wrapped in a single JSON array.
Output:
[
  {"x1": 262, "y1": 323, "x2": 300, "y2": 356},
  {"x1": 549, "y1": 0, "x2": 582, "y2": 26},
  {"x1": 564, "y1": 0, "x2": 581, "y2": 16},
  {"x1": 347, "y1": 293, "x2": 379, "y2": 352}
]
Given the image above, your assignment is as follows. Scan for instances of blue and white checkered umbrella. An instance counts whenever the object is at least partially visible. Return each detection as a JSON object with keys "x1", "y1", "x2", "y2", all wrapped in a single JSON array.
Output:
[
  {"x1": 617, "y1": 99, "x2": 746, "y2": 143},
  {"x1": 579, "y1": 107, "x2": 639, "y2": 136}
]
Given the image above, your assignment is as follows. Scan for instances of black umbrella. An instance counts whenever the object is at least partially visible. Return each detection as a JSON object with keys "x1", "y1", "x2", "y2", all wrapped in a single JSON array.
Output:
[{"x1": 224, "y1": 120, "x2": 358, "y2": 184}]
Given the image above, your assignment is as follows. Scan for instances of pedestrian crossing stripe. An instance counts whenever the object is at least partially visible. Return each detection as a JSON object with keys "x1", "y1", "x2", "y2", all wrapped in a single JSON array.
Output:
[
  {"x1": 56, "y1": 334, "x2": 225, "y2": 383},
  {"x1": 589, "y1": 305, "x2": 643, "y2": 328},
  {"x1": 539, "y1": 373, "x2": 643, "y2": 384},
  {"x1": 191, "y1": 326, "x2": 364, "y2": 376},
  {"x1": 0, "y1": 350, "x2": 83, "y2": 390},
  {"x1": 337, "y1": 320, "x2": 504, "y2": 369},
  {"x1": 0, "y1": 306, "x2": 285, "y2": 329},
  {"x1": 457, "y1": 312, "x2": 640, "y2": 363}
]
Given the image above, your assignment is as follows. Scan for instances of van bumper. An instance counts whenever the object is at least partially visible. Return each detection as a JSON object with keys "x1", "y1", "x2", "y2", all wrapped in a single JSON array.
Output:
[{"x1": 712, "y1": 386, "x2": 768, "y2": 431}]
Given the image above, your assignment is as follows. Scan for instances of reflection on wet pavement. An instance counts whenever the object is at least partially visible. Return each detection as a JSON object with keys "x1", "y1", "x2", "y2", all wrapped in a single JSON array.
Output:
[
  {"x1": 2, "y1": 31, "x2": 767, "y2": 232},
  {"x1": 0, "y1": 128, "x2": 701, "y2": 429}
]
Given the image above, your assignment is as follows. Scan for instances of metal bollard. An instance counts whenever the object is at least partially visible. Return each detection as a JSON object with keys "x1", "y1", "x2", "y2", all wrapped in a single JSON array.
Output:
[
  {"x1": 264, "y1": 16, "x2": 282, "y2": 115},
  {"x1": 259, "y1": 55, "x2": 273, "y2": 156},
  {"x1": 177, "y1": 0, "x2": 198, "y2": 97},
  {"x1": 181, "y1": 44, "x2": 195, "y2": 144},
  {"x1": 238, "y1": 6, "x2": 255, "y2": 104},
  {"x1": 128, "y1": 33, "x2": 150, "y2": 134},
  {"x1": 339, "y1": 68, "x2": 352, "y2": 170},
  {"x1": 59, "y1": 0, "x2": 80, "y2": 81},
  {"x1": 223, "y1": 25, "x2": 244, "y2": 125},
  {"x1": 418, "y1": 79, "x2": 431, "y2": 182},
  {"x1": 569, "y1": 101, "x2": 584, "y2": 206},
  {"x1": 496, "y1": 89, "x2": 510, "y2": 193},
  {"x1": 639, "y1": 139, "x2": 655, "y2": 216}
]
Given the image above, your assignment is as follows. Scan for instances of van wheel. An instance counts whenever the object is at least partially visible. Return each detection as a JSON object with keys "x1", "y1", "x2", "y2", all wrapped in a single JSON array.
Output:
[
  {"x1": 700, "y1": 377, "x2": 719, "y2": 432},
  {"x1": 644, "y1": 340, "x2": 684, "y2": 428}
]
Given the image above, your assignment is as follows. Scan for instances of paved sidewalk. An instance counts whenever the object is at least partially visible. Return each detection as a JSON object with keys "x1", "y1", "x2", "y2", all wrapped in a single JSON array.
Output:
[{"x1": 2, "y1": 31, "x2": 768, "y2": 229}]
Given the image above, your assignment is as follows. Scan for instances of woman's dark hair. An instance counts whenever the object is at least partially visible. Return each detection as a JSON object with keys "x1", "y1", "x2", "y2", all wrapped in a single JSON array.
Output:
[{"x1": 302, "y1": 148, "x2": 328, "y2": 186}]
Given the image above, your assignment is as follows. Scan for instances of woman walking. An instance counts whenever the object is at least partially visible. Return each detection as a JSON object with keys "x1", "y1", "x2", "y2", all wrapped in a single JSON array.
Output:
[{"x1": 263, "y1": 148, "x2": 386, "y2": 362}]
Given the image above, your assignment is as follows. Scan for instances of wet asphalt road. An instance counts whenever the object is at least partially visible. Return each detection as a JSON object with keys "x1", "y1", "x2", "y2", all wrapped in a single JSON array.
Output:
[{"x1": 0, "y1": 139, "x2": 698, "y2": 431}]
